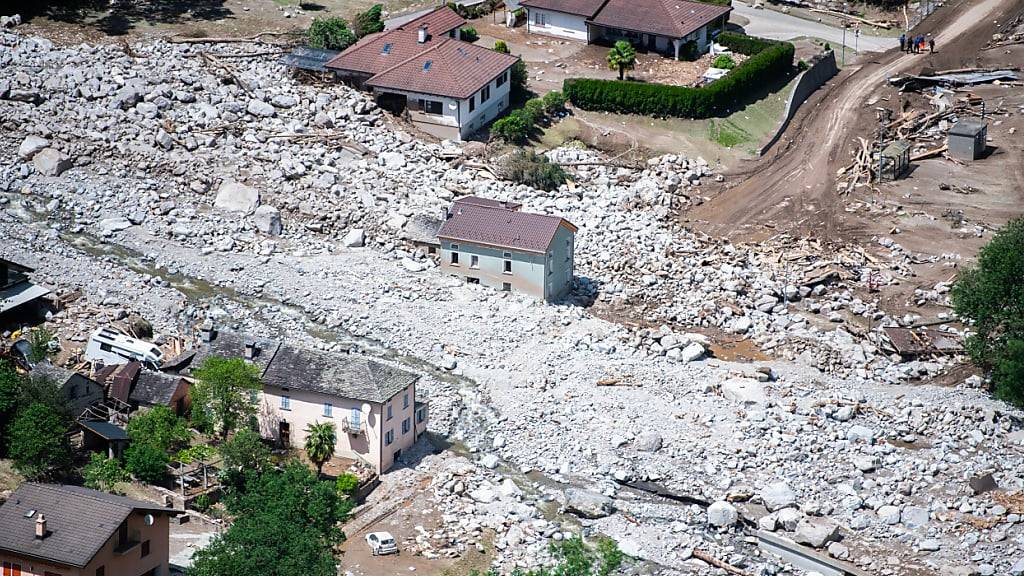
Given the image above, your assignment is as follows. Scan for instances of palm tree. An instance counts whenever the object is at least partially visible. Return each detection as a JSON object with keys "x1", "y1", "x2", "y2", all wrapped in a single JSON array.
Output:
[
  {"x1": 607, "y1": 40, "x2": 637, "y2": 81},
  {"x1": 304, "y1": 421, "x2": 337, "y2": 477}
]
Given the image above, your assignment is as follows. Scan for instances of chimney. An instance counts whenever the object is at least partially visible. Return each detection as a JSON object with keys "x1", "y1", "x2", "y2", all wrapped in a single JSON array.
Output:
[
  {"x1": 35, "y1": 514, "x2": 46, "y2": 539},
  {"x1": 418, "y1": 25, "x2": 428, "y2": 44},
  {"x1": 199, "y1": 321, "x2": 215, "y2": 343},
  {"x1": 244, "y1": 340, "x2": 258, "y2": 360}
]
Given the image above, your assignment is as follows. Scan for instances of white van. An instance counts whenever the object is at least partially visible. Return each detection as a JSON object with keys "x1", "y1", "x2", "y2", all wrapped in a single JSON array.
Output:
[{"x1": 84, "y1": 327, "x2": 164, "y2": 369}]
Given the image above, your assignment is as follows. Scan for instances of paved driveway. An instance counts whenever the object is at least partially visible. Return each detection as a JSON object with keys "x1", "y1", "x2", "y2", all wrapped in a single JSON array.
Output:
[{"x1": 731, "y1": 1, "x2": 898, "y2": 53}]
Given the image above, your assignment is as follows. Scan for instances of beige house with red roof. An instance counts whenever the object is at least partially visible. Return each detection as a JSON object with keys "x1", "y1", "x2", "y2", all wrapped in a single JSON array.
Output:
[
  {"x1": 521, "y1": 0, "x2": 731, "y2": 59},
  {"x1": 438, "y1": 197, "x2": 577, "y2": 301},
  {"x1": 326, "y1": 7, "x2": 520, "y2": 141}
]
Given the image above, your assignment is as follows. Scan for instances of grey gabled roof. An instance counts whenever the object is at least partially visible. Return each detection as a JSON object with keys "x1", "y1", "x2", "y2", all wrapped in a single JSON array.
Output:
[
  {"x1": 189, "y1": 329, "x2": 281, "y2": 377},
  {"x1": 130, "y1": 371, "x2": 185, "y2": 407},
  {"x1": 262, "y1": 344, "x2": 419, "y2": 404},
  {"x1": 0, "y1": 483, "x2": 177, "y2": 568}
]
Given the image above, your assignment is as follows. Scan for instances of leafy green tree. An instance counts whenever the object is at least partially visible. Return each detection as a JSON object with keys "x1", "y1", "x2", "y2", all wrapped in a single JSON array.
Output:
[
  {"x1": 499, "y1": 149, "x2": 568, "y2": 191},
  {"x1": 952, "y1": 217, "x2": 1024, "y2": 404},
  {"x1": 0, "y1": 359, "x2": 21, "y2": 456},
  {"x1": 8, "y1": 403, "x2": 71, "y2": 479},
  {"x1": 191, "y1": 356, "x2": 262, "y2": 439},
  {"x1": 126, "y1": 405, "x2": 191, "y2": 453},
  {"x1": 511, "y1": 59, "x2": 528, "y2": 95},
  {"x1": 19, "y1": 374, "x2": 71, "y2": 419},
  {"x1": 307, "y1": 17, "x2": 357, "y2": 51},
  {"x1": 304, "y1": 421, "x2": 337, "y2": 477},
  {"x1": 125, "y1": 443, "x2": 169, "y2": 484},
  {"x1": 353, "y1": 4, "x2": 384, "y2": 37},
  {"x1": 606, "y1": 40, "x2": 636, "y2": 80},
  {"x1": 524, "y1": 98, "x2": 545, "y2": 123},
  {"x1": 494, "y1": 40, "x2": 510, "y2": 54},
  {"x1": 220, "y1": 427, "x2": 271, "y2": 472},
  {"x1": 193, "y1": 460, "x2": 352, "y2": 576},
  {"x1": 460, "y1": 26, "x2": 479, "y2": 42},
  {"x1": 83, "y1": 452, "x2": 130, "y2": 492}
]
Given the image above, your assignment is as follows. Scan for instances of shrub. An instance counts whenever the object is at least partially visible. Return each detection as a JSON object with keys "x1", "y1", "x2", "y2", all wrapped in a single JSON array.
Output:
[
  {"x1": 542, "y1": 90, "x2": 567, "y2": 114},
  {"x1": 494, "y1": 40, "x2": 509, "y2": 54},
  {"x1": 510, "y1": 60, "x2": 528, "y2": 95},
  {"x1": 307, "y1": 17, "x2": 357, "y2": 51},
  {"x1": 606, "y1": 40, "x2": 637, "y2": 80},
  {"x1": 712, "y1": 54, "x2": 736, "y2": 69},
  {"x1": 8, "y1": 403, "x2": 71, "y2": 479},
  {"x1": 336, "y1": 473, "x2": 360, "y2": 498},
  {"x1": 353, "y1": 4, "x2": 384, "y2": 38},
  {"x1": 952, "y1": 217, "x2": 1024, "y2": 404},
  {"x1": 491, "y1": 113, "x2": 530, "y2": 143},
  {"x1": 460, "y1": 26, "x2": 479, "y2": 43},
  {"x1": 28, "y1": 327, "x2": 55, "y2": 363},
  {"x1": 499, "y1": 150, "x2": 567, "y2": 191},
  {"x1": 126, "y1": 443, "x2": 169, "y2": 484},
  {"x1": 127, "y1": 405, "x2": 191, "y2": 453},
  {"x1": 193, "y1": 493, "x2": 212, "y2": 512},
  {"x1": 563, "y1": 36, "x2": 794, "y2": 119},
  {"x1": 716, "y1": 31, "x2": 776, "y2": 55}
]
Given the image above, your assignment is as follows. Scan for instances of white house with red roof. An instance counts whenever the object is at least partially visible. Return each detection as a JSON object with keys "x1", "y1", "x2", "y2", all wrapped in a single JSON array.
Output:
[
  {"x1": 520, "y1": 0, "x2": 731, "y2": 59},
  {"x1": 325, "y1": 7, "x2": 520, "y2": 141},
  {"x1": 437, "y1": 196, "x2": 577, "y2": 301}
]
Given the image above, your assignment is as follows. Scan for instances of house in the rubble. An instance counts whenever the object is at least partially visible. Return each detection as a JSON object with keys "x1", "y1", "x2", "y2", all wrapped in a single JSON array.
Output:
[
  {"x1": 520, "y1": 0, "x2": 731, "y2": 59},
  {"x1": 0, "y1": 483, "x2": 179, "y2": 576},
  {"x1": 30, "y1": 361, "x2": 105, "y2": 417},
  {"x1": 324, "y1": 7, "x2": 520, "y2": 140},
  {"x1": 0, "y1": 257, "x2": 51, "y2": 326},
  {"x1": 437, "y1": 196, "x2": 576, "y2": 301},
  {"x1": 96, "y1": 361, "x2": 191, "y2": 417},
  {"x1": 190, "y1": 327, "x2": 428, "y2": 474}
]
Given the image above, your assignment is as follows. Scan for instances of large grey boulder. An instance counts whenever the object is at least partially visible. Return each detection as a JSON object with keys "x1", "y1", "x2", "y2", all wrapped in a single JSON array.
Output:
[
  {"x1": 253, "y1": 205, "x2": 282, "y2": 235},
  {"x1": 761, "y1": 481, "x2": 797, "y2": 512},
  {"x1": 343, "y1": 228, "x2": 365, "y2": 248},
  {"x1": 247, "y1": 99, "x2": 276, "y2": 117},
  {"x1": 564, "y1": 488, "x2": 615, "y2": 519},
  {"x1": 722, "y1": 378, "x2": 766, "y2": 406},
  {"x1": 18, "y1": 135, "x2": 49, "y2": 160},
  {"x1": 707, "y1": 501, "x2": 738, "y2": 527},
  {"x1": 33, "y1": 148, "x2": 72, "y2": 176},
  {"x1": 794, "y1": 517, "x2": 841, "y2": 548},
  {"x1": 635, "y1": 432, "x2": 663, "y2": 452},
  {"x1": 111, "y1": 85, "x2": 143, "y2": 110},
  {"x1": 214, "y1": 181, "x2": 259, "y2": 213},
  {"x1": 901, "y1": 506, "x2": 930, "y2": 529},
  {"x1": 98, "y1": 217, "x2": 132, "y2": 236}
]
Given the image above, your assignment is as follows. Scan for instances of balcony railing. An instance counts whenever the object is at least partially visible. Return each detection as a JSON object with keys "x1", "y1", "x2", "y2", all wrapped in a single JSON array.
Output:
[{"x1": 341, "y1": 418, "x2": 366, "y2": 435}]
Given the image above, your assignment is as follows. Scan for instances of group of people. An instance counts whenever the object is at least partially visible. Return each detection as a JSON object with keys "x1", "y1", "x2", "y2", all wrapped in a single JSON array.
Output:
[{"x1": 900, "y1": 33, "x2": 935, "y2": 54}]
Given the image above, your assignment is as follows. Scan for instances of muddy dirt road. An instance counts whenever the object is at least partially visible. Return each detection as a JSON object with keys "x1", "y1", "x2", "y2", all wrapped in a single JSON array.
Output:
[{"x1": 688, "y1": 0, "x2": 1022, "y2": 243}]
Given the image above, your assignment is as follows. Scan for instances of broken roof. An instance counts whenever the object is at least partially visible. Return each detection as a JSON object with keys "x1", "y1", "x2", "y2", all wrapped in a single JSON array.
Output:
[
  {"x1": 263, "y1": 344, "x2": 418, "y2": 404},
  {"x1": 79, "y1": 420, "x2": 128, "y2": 441},
  {"x1": 0, "y1": 483, "x2": 177, "y2": 568},
  {"x1": 365, "y1": 38, "x2": 519, "y2": 100},
  {"x1": 130, "y1": 371, "x2": 186, "y2": 407},
  {"x1": 519, "y1": 0, "x2": 608, "y2": 17},
  {"x1": 437, "y1": 198, "x2": 577, "y2": 254},
  {"x1": 949, "y1": 118, "x2": 987, "y2": 136},
  {"x1": 589, "y1": 0, "x2": 731, "y2": 39},
  {"x1": 325, "y1": 7, "x2": 465, "y2": 76},
  {"x1": 280, "y1": 46, "x2": 342, "y2": 72},
  {"x1": 454, "y1": 196, "x2": 522, "y2": 211}
]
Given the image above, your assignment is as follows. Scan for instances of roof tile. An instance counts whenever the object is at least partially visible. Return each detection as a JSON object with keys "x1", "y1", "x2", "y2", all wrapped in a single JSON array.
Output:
[{"x1": 437, "y1": 198, "x2": 576, "y2": 253}]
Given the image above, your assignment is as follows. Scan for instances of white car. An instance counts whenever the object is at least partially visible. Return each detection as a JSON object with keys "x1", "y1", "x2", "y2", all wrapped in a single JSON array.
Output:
[{"x1": 365, "y1": 531, "x2": 399, "y2": 556}]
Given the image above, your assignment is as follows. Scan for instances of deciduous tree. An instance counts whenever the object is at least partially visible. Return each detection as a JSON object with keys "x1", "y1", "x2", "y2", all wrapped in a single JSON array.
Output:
[
  {"x1": 8, "y1": 402, "x2": 71, "y2": 479},
  {"x1": 191, "y1": 356, "x2": 262, "y2": 439}
]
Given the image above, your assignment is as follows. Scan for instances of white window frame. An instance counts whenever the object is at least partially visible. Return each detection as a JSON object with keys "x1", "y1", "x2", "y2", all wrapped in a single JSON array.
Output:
[
  {"x1": 280, "y1": 395, "x2": 290, "y2": 410},
  {"x1": 470, "y1": 254, "x2": 480, "y2": 269},
  {"x1": 323, "y1": 402, "x2": 333, "y2": 418}
]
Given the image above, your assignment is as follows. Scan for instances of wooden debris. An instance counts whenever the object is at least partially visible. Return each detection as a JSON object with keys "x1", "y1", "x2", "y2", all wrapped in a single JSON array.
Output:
[
  {"x1": 692, "y1": 549, "x2": 752, "y2": 576},
  {"x1": 911, "y1": 144, "x2": 947, "y2": 161},
  {"x1": 168, "y1": 31, "x2": 298, "y2": 45}
]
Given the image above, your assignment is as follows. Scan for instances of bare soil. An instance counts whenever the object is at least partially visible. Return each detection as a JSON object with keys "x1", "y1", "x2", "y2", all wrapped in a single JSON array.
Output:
[{"x1": 685, "y1": 0, "x2": 1024, "y2": 324}]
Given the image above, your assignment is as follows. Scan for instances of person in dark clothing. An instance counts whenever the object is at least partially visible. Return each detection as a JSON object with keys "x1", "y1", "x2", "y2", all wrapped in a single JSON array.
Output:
[
  {"x1": 929, "y1": 37, "x2": 935, "y2": 53},
  {"x1": 899, "y1": 33, "x2": 906, "y2": 52}
]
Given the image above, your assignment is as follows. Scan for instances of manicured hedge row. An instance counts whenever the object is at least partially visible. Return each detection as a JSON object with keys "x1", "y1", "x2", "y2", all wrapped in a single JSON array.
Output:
[
  {"x1": 563, "y1": 36, "x2": 794, "y2": 119},
  {"x1": 715, "y1": 31, "x2": 776, "y2": 56}
]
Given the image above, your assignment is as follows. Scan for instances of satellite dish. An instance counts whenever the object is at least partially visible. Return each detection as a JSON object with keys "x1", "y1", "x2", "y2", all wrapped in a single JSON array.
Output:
[
  {"x1": 143, "y1": 514, "x2": 154, "y2": 526},
  {"x1": 361, "y1": 403, "x2": 371, "y2": 414}
]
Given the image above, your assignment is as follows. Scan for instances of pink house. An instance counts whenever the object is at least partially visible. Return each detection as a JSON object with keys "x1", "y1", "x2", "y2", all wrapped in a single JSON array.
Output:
[
  {"x1": 0, "y1": 483, "x2": 180, "y2": 576},
  {"x1": 192, "y1": 328, "x2": 428, "y2": 474}
]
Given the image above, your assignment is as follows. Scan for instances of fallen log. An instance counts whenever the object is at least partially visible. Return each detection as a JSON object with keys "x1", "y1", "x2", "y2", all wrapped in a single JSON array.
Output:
[
  {"x1": 911, "y1": 144, "x2": 947, "y2": 161},
  {"x1": 615, "y1": 478, "x2": 710, "y2": 507},
  {"x1": 168, "y1": 31, "x2": 298, "y2": 44},
  {"x1": 808, "y1": 7, "x2": 893, "y2": 29},
  {"x1": 692, "y1": 549, "x2": 752, "y2": 576}
]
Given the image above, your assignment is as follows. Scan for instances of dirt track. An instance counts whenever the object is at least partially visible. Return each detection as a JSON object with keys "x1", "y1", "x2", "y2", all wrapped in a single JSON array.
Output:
[{"x1": 688, "y1": 0, "x2": 1021, "y2": 243}]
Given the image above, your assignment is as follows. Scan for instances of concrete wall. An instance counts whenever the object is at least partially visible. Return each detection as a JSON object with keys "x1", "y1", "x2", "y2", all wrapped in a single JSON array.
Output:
[
  {"x1": 258, "y1": 382, "x2": 419, "y2": 474},
  {"x1": 759, "y1": 50, "x2": 838, "y2": 156},
  {"x1": 1, "y1": 511, "x2": 172, "y2": 576},
  {"x1": 526, "y1": 8, "x2": 589, "y2": 41},
  {"x1": 544, "y1": 225, "x2": 574, "y2": 300}
]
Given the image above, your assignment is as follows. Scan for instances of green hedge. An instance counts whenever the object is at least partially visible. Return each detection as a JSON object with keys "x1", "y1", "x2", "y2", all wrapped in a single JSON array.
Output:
[{"x1": 563, "y1": 35, "x2": 794, "y2": 119}]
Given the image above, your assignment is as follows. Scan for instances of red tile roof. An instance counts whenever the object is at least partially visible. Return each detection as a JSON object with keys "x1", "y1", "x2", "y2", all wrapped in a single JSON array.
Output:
[
  {"x1": 438, "y1": 198, "x2": 576, "y2": 254},
  {"x1": 520, "y1": 0, "x2": 609, "y2": 17},
  {"x1": 589, "y1": 0, "x2": 731, "y2": 39},
  {"x1": 324, "y1": 6, "x2": 465, "y2": 76},
  {"x1": 365, "y1": 39, "x2": 519, "y2": 100}
]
